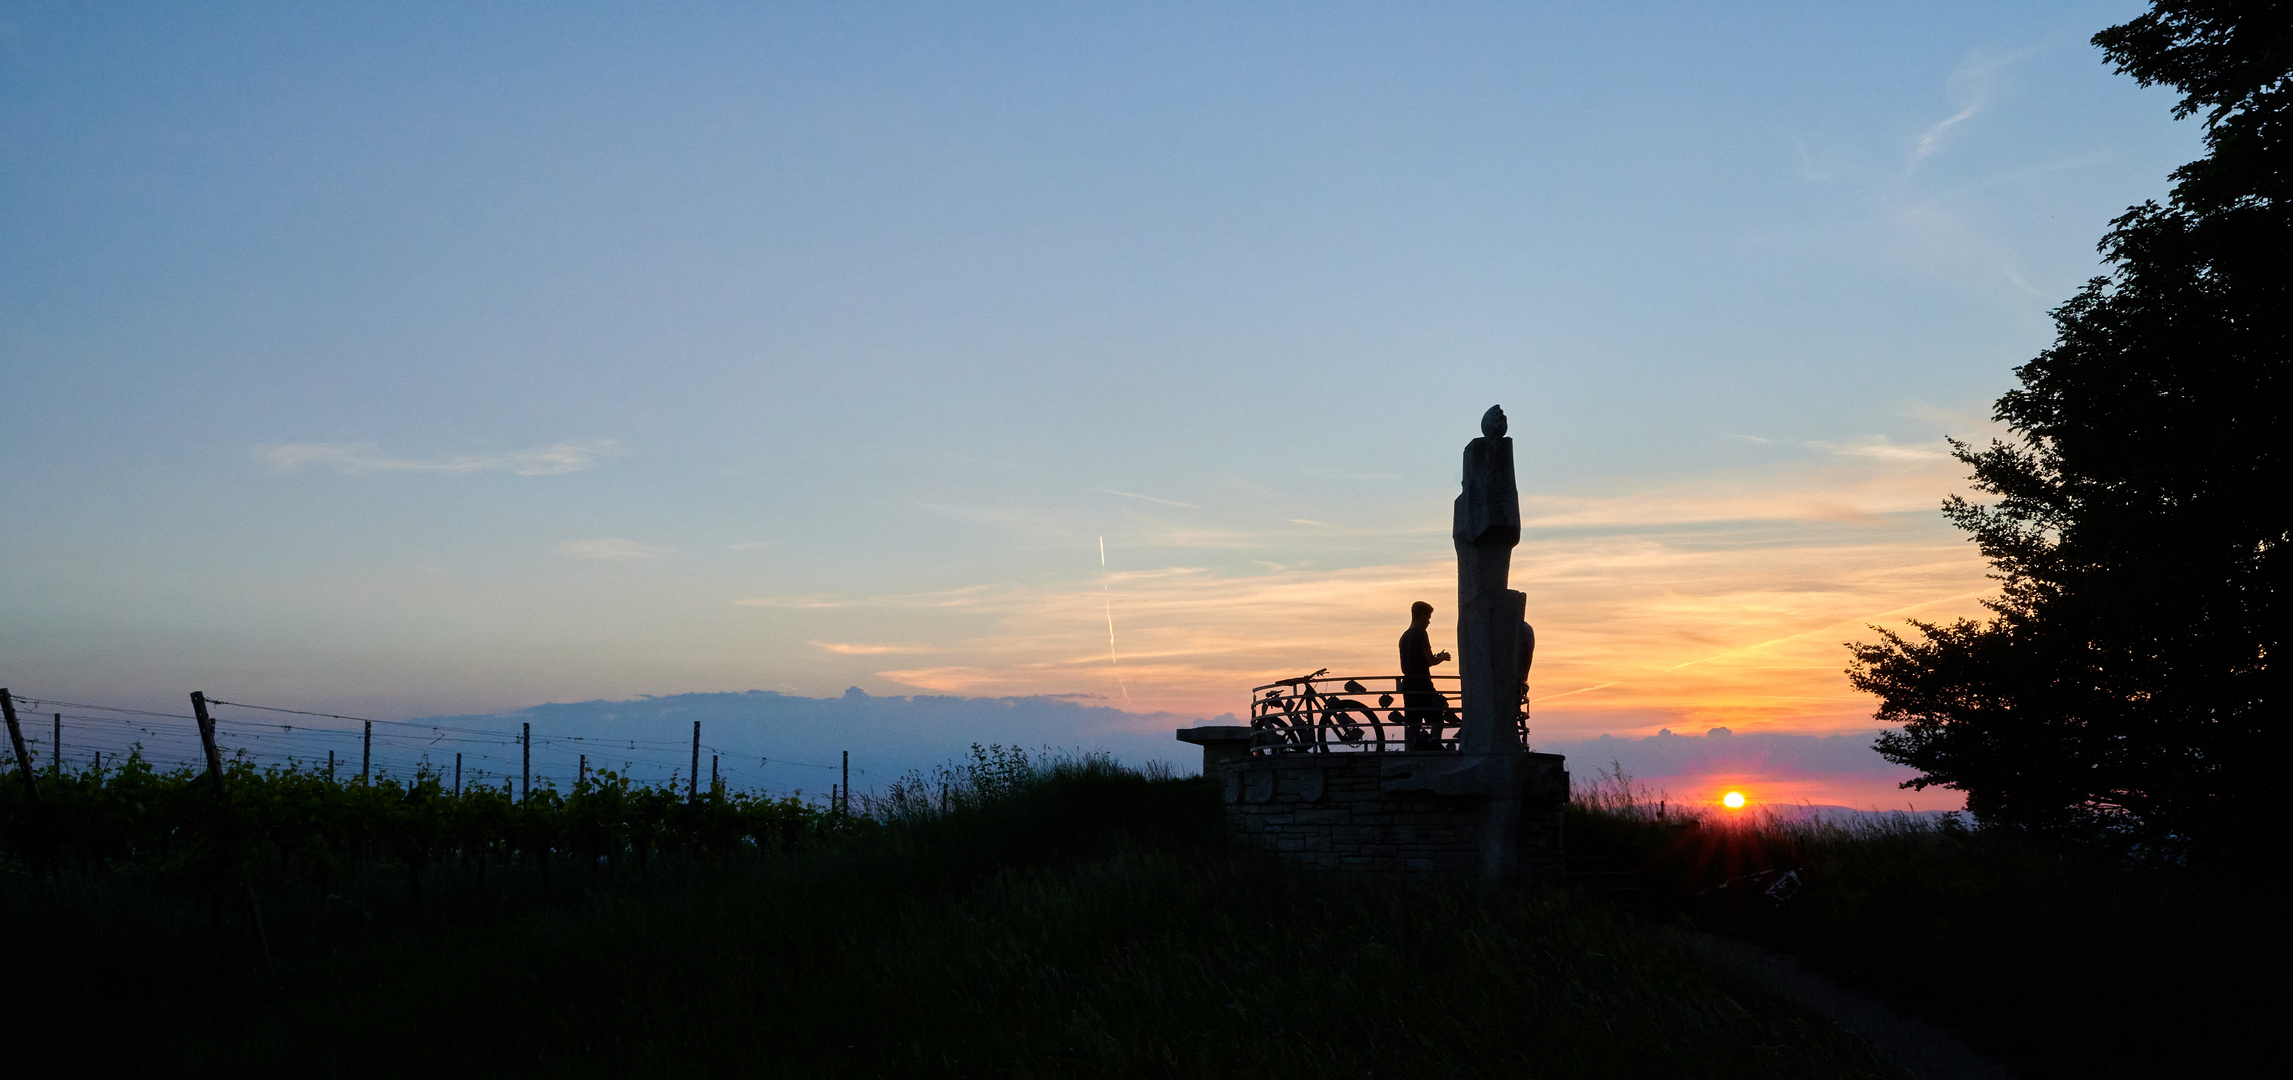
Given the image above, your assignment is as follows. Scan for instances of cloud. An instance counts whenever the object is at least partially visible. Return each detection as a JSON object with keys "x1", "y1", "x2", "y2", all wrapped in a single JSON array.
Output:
[
  {"x1": 1101, "y1": 489, "x2": 1199, "y2": 509},
  {"x1": 262, "y1": 440, "x2": 621, "y2": 476},
  {"x1": 1911, "y1": 47, "x2": 2031, "y2": 160},
  {"x1": 1914, "y1": 105, "x2": 1980, "y2": 159},
  {"x1": 737, "y1": 585, "x2": 996, "y2": 610},
  {"x1": 783, "y1": 454, "x2": 1998, "y2": 729},
  {"x1": 557, "y1": 538, "x2": 675, "y2": 561},
  {"x1": 1540, "y1": 729, "x2": 1961, "y2": 811},
  {"x1": 1517, "y1": 444, "x2": 1972, "y2": 528},
  {"x1": 809, "y1": 641, "x2": 937, "y2": 655},
  {"x1": 1544, "y1": 729, "x2": 1899, "y2": 779},
  {"x1": 711, "y1": 445, "x2": 2003, "y2": 732},
  {"x1": 405, "y1": 690, "x2": 1195, "y2": 794},
  {"x1": 1810, "y1": 437, "x2": 1952, "y2": 462},
  {"x1": 736, "y1": 595, "x2": 846, "y2": 608}
]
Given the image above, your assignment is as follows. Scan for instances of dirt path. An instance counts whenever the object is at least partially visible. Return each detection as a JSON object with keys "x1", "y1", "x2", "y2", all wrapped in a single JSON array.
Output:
[{"x1": 1687, "y1": 932, "x2": 2017, "y2": 1080}]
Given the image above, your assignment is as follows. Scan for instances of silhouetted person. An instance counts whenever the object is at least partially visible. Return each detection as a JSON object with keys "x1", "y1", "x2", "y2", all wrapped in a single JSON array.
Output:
[{"x1": 1400, "y1": 601, "x2": 1453, "y2": 750}]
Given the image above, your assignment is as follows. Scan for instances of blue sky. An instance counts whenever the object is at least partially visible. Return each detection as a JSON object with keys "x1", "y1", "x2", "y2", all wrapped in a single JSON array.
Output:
[{"x1": 1, "y1": 3, "x2": 2199, "y2": 802}]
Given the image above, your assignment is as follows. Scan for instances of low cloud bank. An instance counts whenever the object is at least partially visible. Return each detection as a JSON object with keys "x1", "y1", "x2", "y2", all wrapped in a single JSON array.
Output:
[
  {"x1": 411, "y1": 689, "x2": 1195, "y2": 797},
  {"x1": 407, "y1": 691, "x2": 1920, "y2": 806},
  {"x1": 1534, "y1": 727, "x2": 1902, "y2": 781}
]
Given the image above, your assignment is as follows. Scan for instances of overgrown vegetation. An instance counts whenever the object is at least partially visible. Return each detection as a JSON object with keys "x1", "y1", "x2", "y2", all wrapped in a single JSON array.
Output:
[
  {"x1": 1567, "y1": 765, "x2": 2279, "y2": 1078},
  {"x1": 1, "y1": 748, "x2": 1901, "y2": 1078}
]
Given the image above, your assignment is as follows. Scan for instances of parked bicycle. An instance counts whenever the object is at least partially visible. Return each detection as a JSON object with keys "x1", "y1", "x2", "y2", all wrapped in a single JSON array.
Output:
[{"x1": 1247, "y1": 670, "x2": 1528, "y2": 754}]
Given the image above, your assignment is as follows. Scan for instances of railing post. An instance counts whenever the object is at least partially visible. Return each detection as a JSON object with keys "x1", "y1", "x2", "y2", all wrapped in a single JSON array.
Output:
[
  {"x1": 689, "y1": 721, "x2": 700, "y2": 804},
  {"x1": 361, "y1": 720, "x2": 372, "y2": 782},
  {"x1": 521, "y1": 722, "x2": 530, "y2": 806}
]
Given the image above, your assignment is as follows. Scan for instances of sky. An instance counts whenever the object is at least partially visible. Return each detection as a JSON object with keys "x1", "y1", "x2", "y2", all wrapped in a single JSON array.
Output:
[{"x1": 0, "y1": 2, "x2": 2203, "y2": 809}]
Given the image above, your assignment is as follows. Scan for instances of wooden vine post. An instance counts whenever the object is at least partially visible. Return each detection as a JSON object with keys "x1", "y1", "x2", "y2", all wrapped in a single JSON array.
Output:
[
  {"x1": 189, "y1": 692, "x2": 226, "y2": 795},
  {"x1": 2, "y1": 689, "x2": 39, "y2": 807},
  {"x1": 189, "y1": 691, "x2": 272, "y2": 972}
]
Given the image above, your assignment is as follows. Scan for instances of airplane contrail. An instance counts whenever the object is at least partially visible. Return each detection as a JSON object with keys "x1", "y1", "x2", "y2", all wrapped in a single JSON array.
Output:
[{"x1": 1101, "y1": 537, "x2": 1130, "y2": 705}]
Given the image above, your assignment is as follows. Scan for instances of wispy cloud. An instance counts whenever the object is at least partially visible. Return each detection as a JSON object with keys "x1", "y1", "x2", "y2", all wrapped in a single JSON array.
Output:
[
  {"x1": 557, "y1": 538, "x2": 675, "y2": 561},
  {"x1": 862, "y1": 525, "x2": 1994, "y2": 736},
  {"x1": 1101, "y1": 489, "x2": 1199, "y2": 509},
  {"x1": 820, "y1": 448, "x2": 2001, "y2": 729},
  {"x1": 1810, "y1": 437, "x2": 1951, "y2": 462},
  {"x1": 1299, "y1": 465, "x2": 1394, "y2": 482},
  {"x1": 735, "y1": 584, "x2": 997, "y2": 609},
  {"x1": 263, "y1": 440, "x2": 621, "y2": 476},
  {"x1": 809, "y1": 641, "x2": 937, "y2": 655},
  {"x1": 1518, "y1": 446, "x2": 1970, "y2": 528},
  {"x1": 1913, "y1": 105, "x2": 1980, "y2": 159},
  {"x1": 1911, "y1": 46, "x2": 2035, "y2": 161},
  {"x1": 736, "y1": 594, "x2": 847, "y2": 608}
]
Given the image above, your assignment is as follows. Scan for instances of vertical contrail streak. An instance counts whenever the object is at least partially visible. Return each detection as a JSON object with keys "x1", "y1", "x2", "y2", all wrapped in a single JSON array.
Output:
[{"x1": 1100, "y1": 537, "x2": 1130, "y2": 705}]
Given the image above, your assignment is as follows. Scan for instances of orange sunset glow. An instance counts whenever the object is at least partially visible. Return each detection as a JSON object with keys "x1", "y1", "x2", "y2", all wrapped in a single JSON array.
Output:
[{"x1": 844, "y1": 444, "x2": 1996, "y2": 739}]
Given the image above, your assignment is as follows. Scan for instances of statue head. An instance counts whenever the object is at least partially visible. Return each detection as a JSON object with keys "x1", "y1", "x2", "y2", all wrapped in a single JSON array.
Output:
[{"x1": 1481, "y1": 404, "x2": 1507, "y2": 439}]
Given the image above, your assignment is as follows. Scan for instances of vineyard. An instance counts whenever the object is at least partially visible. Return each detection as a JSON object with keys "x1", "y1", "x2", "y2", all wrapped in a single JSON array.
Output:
[
  {"x1": 0, "y1": 688, "x2": 853, "y2": 900},
  {"x1": 4, "y1": 718, "x2": 1913, "y2": 1080},
  {"x1": 12, "y1": 686, "x2": 2260, "y2": 1077},
  {"x1": 3, "y1": 749, "x2": 825, "y2": 881}
]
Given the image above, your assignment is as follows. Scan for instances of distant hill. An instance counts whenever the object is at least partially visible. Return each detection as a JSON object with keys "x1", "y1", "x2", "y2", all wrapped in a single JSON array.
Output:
[{"x1": 409, "y1": 688, "x2": 1200, "y2": 797}]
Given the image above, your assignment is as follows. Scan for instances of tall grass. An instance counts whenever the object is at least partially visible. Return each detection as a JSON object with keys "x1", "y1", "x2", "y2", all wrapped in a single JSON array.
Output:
[{"x1": 0, "y1": 748, "x2": 1909, "y2": 1078}]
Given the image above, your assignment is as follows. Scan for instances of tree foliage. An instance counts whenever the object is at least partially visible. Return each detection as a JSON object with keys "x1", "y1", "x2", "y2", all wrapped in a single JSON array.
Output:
[{"x1": 1851, "y1": 1, "x2": 2289, "y2": 850}]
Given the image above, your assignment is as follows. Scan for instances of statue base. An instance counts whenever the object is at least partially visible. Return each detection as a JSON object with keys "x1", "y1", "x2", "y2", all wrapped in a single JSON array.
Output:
[{"x1": 1184, "y1": 736, "x2": 1569, "y2": 880}]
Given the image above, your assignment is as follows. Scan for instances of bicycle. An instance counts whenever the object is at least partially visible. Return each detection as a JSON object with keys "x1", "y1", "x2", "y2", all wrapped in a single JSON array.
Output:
[{"x1": 1251, "y1": 670, "x2": 1428, "y2": 753}]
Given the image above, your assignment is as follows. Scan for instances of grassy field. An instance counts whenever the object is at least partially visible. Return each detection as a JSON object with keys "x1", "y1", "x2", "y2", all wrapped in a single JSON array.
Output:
[{"x1": 4, "y1": 755, "x2": 1900, "y2": 1079}]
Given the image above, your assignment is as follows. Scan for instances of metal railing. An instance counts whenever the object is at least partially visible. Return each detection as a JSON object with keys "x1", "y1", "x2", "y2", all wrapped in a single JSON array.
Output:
[{"x1": 1246, "y1": 670, "x2": 1528, "y2": 755}]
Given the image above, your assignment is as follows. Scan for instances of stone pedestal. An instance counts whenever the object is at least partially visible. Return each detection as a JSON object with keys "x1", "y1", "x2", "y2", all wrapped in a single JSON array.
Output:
[
  {"x1": 1175, "y1": 725, "x2": 1258, "y2": 774},
  {"x1": 1188, "y1": 741, "x2": 1569, "y2": 879}
]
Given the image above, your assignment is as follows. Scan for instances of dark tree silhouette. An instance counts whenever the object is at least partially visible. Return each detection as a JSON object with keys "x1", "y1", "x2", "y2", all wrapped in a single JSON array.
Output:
[{"x1": 1851, "y1": 1, "x2": 2289, "y2": 851}]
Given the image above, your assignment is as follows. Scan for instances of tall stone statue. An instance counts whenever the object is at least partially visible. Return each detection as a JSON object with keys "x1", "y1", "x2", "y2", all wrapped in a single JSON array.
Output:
[
  {"x1": 1186, "y1": 402, "x2": 1567, "y2": 882},
  {"x1": 1454, "y1": 405, "x2": 1527, "y2": 755},
  {"x1": 1382, "y1": 403, "x2": 1548, "y2": 879}
]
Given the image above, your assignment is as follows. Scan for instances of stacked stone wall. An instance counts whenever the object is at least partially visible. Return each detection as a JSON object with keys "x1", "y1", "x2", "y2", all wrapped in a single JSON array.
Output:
[{"x1": 1213, "y1": 751, "x2": 1567, "y2": 878}]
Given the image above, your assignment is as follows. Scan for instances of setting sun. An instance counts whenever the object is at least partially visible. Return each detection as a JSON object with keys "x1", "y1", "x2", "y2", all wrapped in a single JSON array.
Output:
[{"x1": 1722, "y1": 791, "x2": 1747, "y2": 809}]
